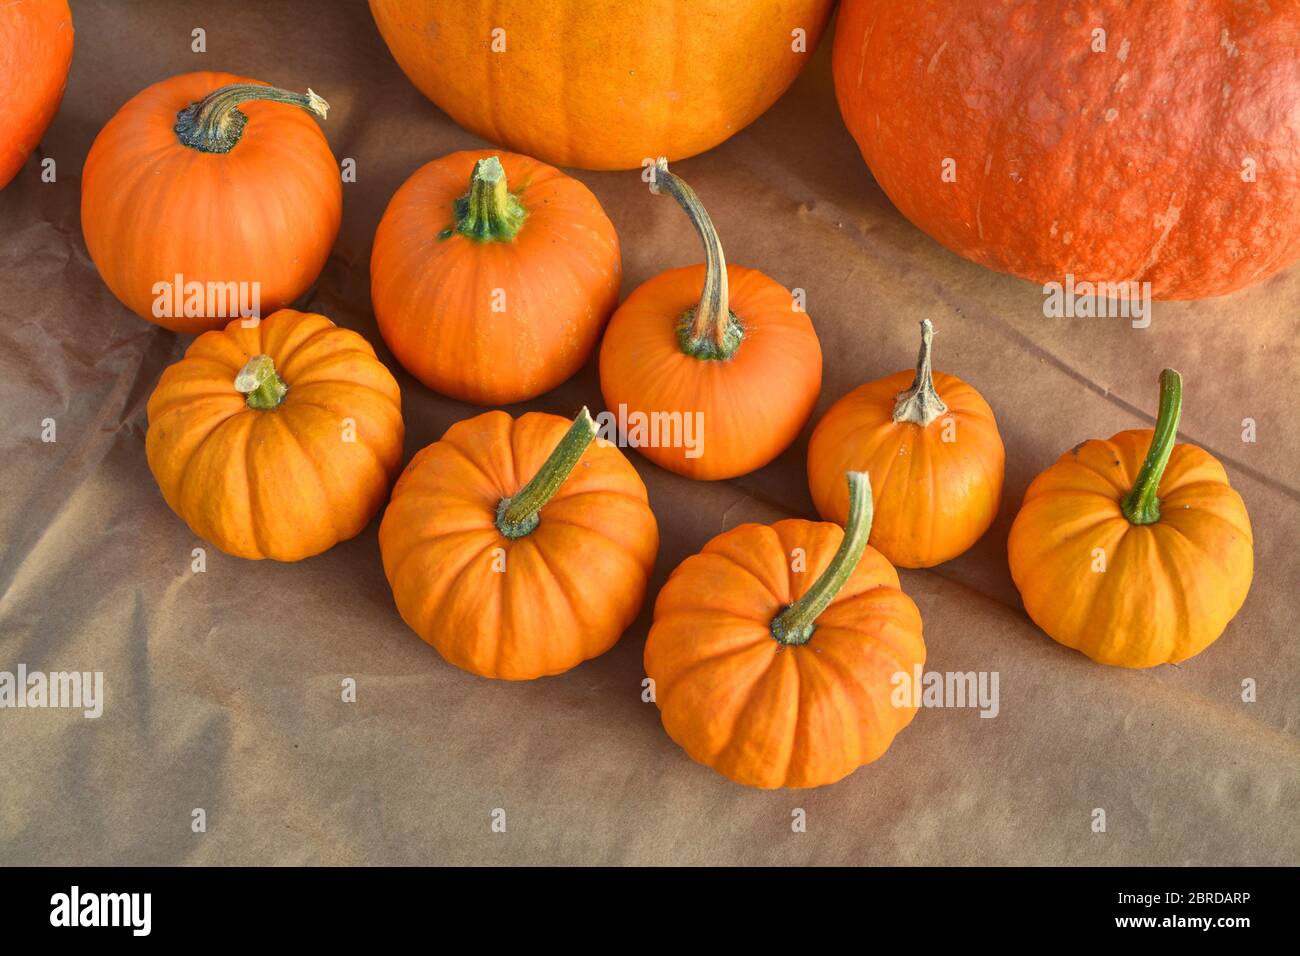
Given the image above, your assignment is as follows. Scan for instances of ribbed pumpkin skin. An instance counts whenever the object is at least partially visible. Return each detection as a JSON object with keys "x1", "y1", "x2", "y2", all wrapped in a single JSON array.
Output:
[
  {"x1": 371, "y1": 149, "x2": 621, "y2": 405},
  {"x1": 645, "y1": 518, "x2": 924, "y2": 789},
  {"x1": 0, "y1": 0, "x2": 73, "y2": 189},
  {"x1": 599, "y1": 264, "x2": 822, "y2": 480},
  {"x1": 379, "y1": 411, "x2": 659, "y2": 680},
  {"x1": 146, "y1": 309, "x2": 404, "y2": 561},
  {"x1": 82, "y1": 72, "x2": 342, "y2": 333},
  {"x1": 368, "y1": 0, "x2": 835, "y2": 170},
  {"x1": 1008, "y1": 430, "x2": 1253, "y2": 667},
  {"x1": 807, "y1": 370, "x2": 1005, "y2": 567},
  {"x1": 832, "y1": 0, "x2": 1300, "y2": 299}
]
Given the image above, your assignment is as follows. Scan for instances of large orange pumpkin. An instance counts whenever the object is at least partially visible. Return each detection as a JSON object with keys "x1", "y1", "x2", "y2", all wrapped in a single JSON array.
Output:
[
  {"x1": 645, "y1": 471, "x2": 925, "y2": 788},
  {"x1": 0, "y1": 0, "x2": 73, "y2": 190},
  {"x1": 146, "y1": 309, "x2": 404, "y2": 561},
  {"x1": 832, "y1": 0, "x2": 1300, "y2": 299},
  {"x1": 368, "y1": 0, "x2": 835, "y2": 171},
  {"x1": 82, "y1": 72, "x2": 342, "y2": 333},
  {"x1": 1008, "y1": 369, "x2": 1253, "y2": 667},
  {"x1": 371, "y1": 149, "x2": 621, "y2": 405},
  {"x1": 599, "y1": 160, "x2": 822, "y2": 480},
  {"x1": 807, "y1": 320, "x2": 1004, "y2": 567},
  {"x1": 379, "y1": 408, "x2": 659, "y2": 680}
]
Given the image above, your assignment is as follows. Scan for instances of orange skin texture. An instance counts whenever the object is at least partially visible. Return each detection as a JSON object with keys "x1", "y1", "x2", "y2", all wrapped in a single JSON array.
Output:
[
  {"x1": 371, "y1": 149, "x2": 621, "y2": 405},
  {"x1": 807, "y1": 370, "x2": 1005, "y2": 567},
  {"x1": 146, "y1": 309, "x2": 404, "y2": 561},
  {"x1": 379, "y1": 411, "x2": 659, "y2": 680},
  {"x1": 599, "y1": 264, "x2": 822, "y2": 480},
  {"x1": 368, "y1": 0, "x2": 835, "y2": 171},
  {"x1": 832, "y1": 0, "x2": 1300, "y2": 299},
  {"x1": 645, "y1": 518, "x2": 924, "y2": 789},
  {"x1": 81, "y1": 72, "x2": 342, "y2": 333},
  {"x1": 0, "y1": 0, "x2": 72, "y2": 189},
  {"x1": 1008, "y1": 430, "x2": 1253, "y2": 668}
]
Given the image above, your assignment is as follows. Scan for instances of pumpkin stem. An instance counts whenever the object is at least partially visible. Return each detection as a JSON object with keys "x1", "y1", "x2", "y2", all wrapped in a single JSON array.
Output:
[
  {"x1": 892, "y1": 319, "x2": 949, "y2": 427},
  {"x1": 496, "y1": 407, "x2": 598, "y2": 539},
  {"x1": 649, "y1": 158, "x2": 743, "y2": 361},
  {"x1": 770, "y1": 471, "x2": 874, "y2": 646},
  {"x1": 174, "y1": 83, "x2": 330, "y2": 154},
  {"x1": 234, "y1": 354, "x2": 288, "y2": 410},
  {"x1": 1121, "y1": 368, "x2": 1182, "y2": 526},
  {"x1": 452, "y1": 156, "x2": 528, "y2": 242}
]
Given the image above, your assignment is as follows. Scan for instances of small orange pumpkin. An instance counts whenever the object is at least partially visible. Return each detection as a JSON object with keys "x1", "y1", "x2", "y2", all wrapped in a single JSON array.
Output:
[
  {"x1": 0, "y1": 0, "x2": 73, "y2": 190},
  {"x1": 82, "y1": 72, "x2": 342, "y2": 333},
  {"x1": 379, "y1": 408, "x2": 658, "y2": 680},
  {"x1": 599, "y1": 160, "x2": 822, "y2": 480},
  {"x1": 1008, "y1": 369, "x2": 1253, "y2": 668},
  {"x1": 146, "y1": 309, "x2": 404, "y2": 561},
  {"x1": 807, "y1": 320, "x2": 1004, "y2": 567},
  {"x1": 371, "y1": 149, "x2": 621, "y2": 405},
  {"x1": 645, "y1": 471, "x2": 925, "y2": 788}
]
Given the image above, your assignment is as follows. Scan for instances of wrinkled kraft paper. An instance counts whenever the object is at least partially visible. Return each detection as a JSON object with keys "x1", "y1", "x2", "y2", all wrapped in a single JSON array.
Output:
[{"x1": 0, "y1": 1, "x2": 1296, "y2": 865}]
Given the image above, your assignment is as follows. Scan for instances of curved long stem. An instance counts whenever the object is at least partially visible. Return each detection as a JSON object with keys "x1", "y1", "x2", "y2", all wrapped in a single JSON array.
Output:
[
  {"x1": 451, "y1": 156, "x2": 527, "y2": 242},
  {"x1": 771, "y1": 471, "x2": 874, "y2": 646},
  {"x1": 650, "y1": 158, "x2": 742, "y2": 360},
  {"x1": 893, "y1": 319, "x2": 948, "y2": 426},
  {"x1": 234, "y1": 355, "x2": 288, "y2": 410},
  {"x1": 174, "y1": 83, "x2": 329, "y2": 154},
  {"x1": 1121, "y1": 368, "x2": 1182, "y2": 525},
  {"x1": 496, "y1": 408, "x2": 597, "y2": 539}
]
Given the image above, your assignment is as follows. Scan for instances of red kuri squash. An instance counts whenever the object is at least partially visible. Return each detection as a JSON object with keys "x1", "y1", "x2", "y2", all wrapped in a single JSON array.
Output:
[
  {"x1": 832, "y1": 0, "x2": 1300, "y2": 299},
  {"x1": 0, "y1": 0, "x2": 73, "y2": 190},
  {"x1": 82, "y1": 72, "x2": 342, "y2": 333},
  {"x1": 368, "y1": 0, "x2": 835, "y2": 170},
  {"x1": 371, "y1": 149, "x2": 621, "y2": 405}
]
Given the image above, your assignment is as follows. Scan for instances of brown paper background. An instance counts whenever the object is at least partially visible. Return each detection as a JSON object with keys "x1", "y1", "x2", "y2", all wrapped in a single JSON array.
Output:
[{"x1": 1, "y1": 1, "x2": 1296, "y2": 866}]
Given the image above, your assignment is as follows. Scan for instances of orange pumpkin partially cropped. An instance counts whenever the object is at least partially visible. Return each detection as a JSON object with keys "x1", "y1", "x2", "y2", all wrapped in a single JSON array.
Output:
[
  {"x1": 380, "y1": 408, "x2": 658, "y2": 680},
  {"x1": 808, "y1": 320, "x2": 1004, "y2": 567},
  {"x1": 0, "y1": 0, "x2": 73, "y2": 190},
  {"x1": 645, "y1": 472, "x2": 924, "y2": 789},
  {"x1": 1008, "y1": 369, "x2": 1253, "y2": 667},
  {"x1": 600, "y1": 160, "x2": 822, "y2": 480},
  {"x1": 146, "y1": 309, "x2": 404, "y2": 561},
  {"x1": 369, "y1": 0, "x2": 835, "y2": 170},
  {"x1": 82, "y1": 72, "x2": 341, "y2": 333},
  {"x1": 371, "y1": 150, "x2": 621, "y2": 405}
]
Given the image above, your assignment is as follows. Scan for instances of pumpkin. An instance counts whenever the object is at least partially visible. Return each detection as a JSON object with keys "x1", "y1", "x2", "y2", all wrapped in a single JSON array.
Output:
[
  {"x1": 379, "y1": 407, "x2": 658, "y2": 680},
  {"x1": 599, "y1": 160, "x2": 822, "y2": 480},
  {"x1": 645, "y1": 471, "x2": 924, "y2": 788},
  {"x1": 807, "y1": 320, "x2": 1004, "y2": 567},
  {"x1": 0, "y1": 0, "x2": 73, "y2": 190},
  {"x1": 832, "y1": 0, "x2": 1300, "y2": 299},
  {"x1": 1008, "y1": 369, "x2": 1253, "y2": 667},
  {"x1": 82, "y1": 72, "x2": 342, "y2": 333},
  {"x1": 145, "y1": 308, "x2": 404, "y2": 561},
  {"x1": 369, "y1": 0, "x2": 835, "y2": 171},
  {"x1": 371, "y1": 149, "x2": 621, "y2": 405}
]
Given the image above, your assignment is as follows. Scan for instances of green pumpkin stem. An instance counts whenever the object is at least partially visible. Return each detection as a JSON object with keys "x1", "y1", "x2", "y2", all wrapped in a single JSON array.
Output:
[
  {"x1": 893, "y1": 319, "x2": 949, "y2": 426},
  {"x1": 452, "y1": 156, "x2": 527, "y2": 242},
  {"x1": 234, "y1": 354, "x2": 288, "y2": 410},
  {"x1": 174, "y1": 83, "x2": 329, "y2": 154},
  {"x1": 1121, "y1": 368, "x2": 1183, "y2": 526},
  {"x1": 771, "y1": 471, "x2": 874, "y2": 646},
  {"x1": 650, "y1": 158, "x2": 742, "y2": 361},
  {"x1": 496, "y1": 407, "x2": 598, "y2": 539}
]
